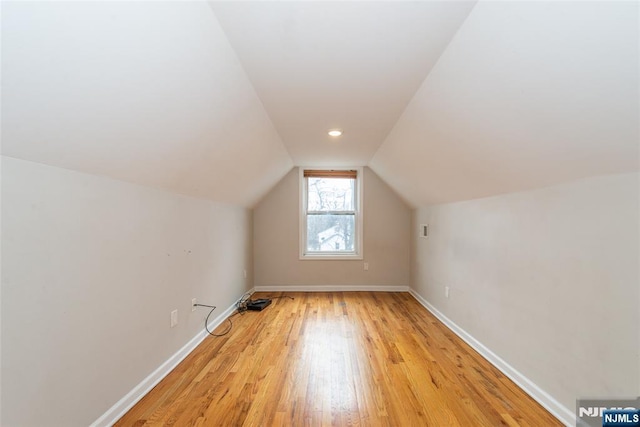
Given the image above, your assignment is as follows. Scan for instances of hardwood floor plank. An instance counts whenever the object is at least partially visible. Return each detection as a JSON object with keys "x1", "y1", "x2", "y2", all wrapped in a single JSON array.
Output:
[{"x1": 115, "y1": 292, "x2": 562, "y2": 426}]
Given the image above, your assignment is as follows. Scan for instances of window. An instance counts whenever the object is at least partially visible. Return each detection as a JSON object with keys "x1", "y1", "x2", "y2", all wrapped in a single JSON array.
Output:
[{"x1": 300, "y1": 168, "x2": 363, "y2": 259}]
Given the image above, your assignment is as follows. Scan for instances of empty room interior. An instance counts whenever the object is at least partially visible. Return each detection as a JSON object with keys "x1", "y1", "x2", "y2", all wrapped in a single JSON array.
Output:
[{"x1": 1, "y1": 1, "x2": 638, "y2": 426}]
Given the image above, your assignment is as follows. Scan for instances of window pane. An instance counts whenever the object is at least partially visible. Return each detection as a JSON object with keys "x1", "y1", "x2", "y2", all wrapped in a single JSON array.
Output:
[
  {"x1": 307, "y1": 177, "x2": 354, "y2": 212},
  {"x1": 306, "y1": 214, "x2": 355, "y2": 252}
]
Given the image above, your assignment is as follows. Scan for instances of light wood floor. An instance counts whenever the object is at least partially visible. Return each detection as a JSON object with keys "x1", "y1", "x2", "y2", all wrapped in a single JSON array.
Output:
[{"x1": 116, "y1": 292, "x2": 562, "y2": 426}]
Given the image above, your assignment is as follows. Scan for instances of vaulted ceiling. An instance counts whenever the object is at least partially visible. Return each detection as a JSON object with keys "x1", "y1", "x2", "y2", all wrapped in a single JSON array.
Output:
[
  {"x1": 2, "y1": 1, "x2": 638, "y2": 208},
  {"x1": 210, "y1": 1, "x2": 476, "y2": 167}
]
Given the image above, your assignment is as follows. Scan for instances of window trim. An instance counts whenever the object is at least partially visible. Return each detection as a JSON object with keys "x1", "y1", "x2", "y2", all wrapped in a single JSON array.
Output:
[{"x1": 299, "y1": 167, "x2": 363, "y2": 260}]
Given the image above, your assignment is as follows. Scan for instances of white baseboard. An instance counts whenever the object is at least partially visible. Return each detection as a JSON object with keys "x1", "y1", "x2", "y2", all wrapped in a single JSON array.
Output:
[
  {"x1": 408, "y1": 288, "x2": 575, "y2": 427},
  {"x1": 90, "y1": 298, "x2": 243, "y2": 427},
  {"x1": 254, "y1": 285, "x2": 409, "y2": 292}
]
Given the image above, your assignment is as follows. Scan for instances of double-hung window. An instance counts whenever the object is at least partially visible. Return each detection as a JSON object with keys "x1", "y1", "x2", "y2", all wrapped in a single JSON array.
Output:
[{"x1": 300, "y1": 168, "x2": 363, "y2": 259}]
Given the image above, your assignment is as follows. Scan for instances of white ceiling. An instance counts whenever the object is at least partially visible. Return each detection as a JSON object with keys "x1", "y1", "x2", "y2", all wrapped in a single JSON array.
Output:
[
  {"x1": 2, "y1": 1, "x2": 638, "y2": 208},
  {"x1": 1, "y1": 1, "x2": 292, "y2": 207},
  {"x1": 210, "y1": 1, "x2": 477, "y2": 167},
  {"x1": 371, "y1": 0, "x2": 639, "y2": 206}
]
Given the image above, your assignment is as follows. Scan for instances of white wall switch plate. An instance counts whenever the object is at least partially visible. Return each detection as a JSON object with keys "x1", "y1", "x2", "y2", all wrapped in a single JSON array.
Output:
[
  {"x1": 363, "y1": 262, "x2": 369, "y2": 271},
  {"x1": 170, "y1": 309, "x2": 178, "y2": 327}
]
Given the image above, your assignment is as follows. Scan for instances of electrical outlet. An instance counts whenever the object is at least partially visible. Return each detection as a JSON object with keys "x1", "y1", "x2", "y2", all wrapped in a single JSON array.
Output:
[
  {"x1": 170, "y1": 309, "x2": 178, "y2": 328},
  {"x1": 191, "y1": 298, "x2": 197, "y2": 312},
  {"x1": 363, "y1": 262, "x2": 369, "y2": 271},
  {"x1": 243, "y1": 269, "x2": 247, "y2": 279},
  {"x1": 445, "y1": 286, "x2": 450, "y2": 299}
]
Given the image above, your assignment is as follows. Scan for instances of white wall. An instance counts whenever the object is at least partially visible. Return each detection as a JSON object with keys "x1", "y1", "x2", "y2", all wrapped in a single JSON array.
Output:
[
  {"x1": 1, "y1": 156, "x2": 253, "y2": 426},
  {"x1": 412, "y1": 172, "x2": 639, "y2": 418},
  {"x1": 254, "y1": 167, "x2": 410, "y2": 288}
]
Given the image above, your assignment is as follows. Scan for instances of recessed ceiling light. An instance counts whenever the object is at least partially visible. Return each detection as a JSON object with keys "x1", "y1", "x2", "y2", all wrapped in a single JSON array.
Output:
[{"x1": 328, "y1": 129, "x2": 343, "y2": 137}]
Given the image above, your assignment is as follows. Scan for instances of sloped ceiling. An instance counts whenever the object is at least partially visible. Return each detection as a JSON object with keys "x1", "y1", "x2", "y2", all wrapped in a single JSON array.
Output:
[
  {"x1": 2, "y1": 1, "x2": 638, "y2": 208},
  {"x1": 1, "y1": 1, "x2": 292, "y2": 207},
  {"x1": 210, "y1": 1, "x2": 477, "y2": 167},
  {"x1": 371, "y1": 1, "x2": 639, "y2": 207}
]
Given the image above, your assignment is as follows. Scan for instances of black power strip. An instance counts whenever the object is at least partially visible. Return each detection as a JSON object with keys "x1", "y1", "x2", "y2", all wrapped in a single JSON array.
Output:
[{"x1": 246, "y1": 298, "x2": 272, "y2": 311}]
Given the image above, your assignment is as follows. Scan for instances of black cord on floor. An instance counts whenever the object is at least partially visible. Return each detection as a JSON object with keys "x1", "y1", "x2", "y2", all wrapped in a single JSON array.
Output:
[
  {"x1": 236, "y1": 291, "x2": 253, "y2": 313},
  {"x1": 194, "y1": 293, "x2": 294, "y2": 337},
  {"x1": 204, "y1": 306, "x2": 232, "y2": 337},
  {"x1": 193, "y1": 304, "x2": 233, "y2": 337}
]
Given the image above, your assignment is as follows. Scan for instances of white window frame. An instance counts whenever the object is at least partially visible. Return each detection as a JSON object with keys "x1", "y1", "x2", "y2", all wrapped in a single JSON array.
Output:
[{"x1": 299, "y1": 167, "x2": 363, "y2": 260}]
